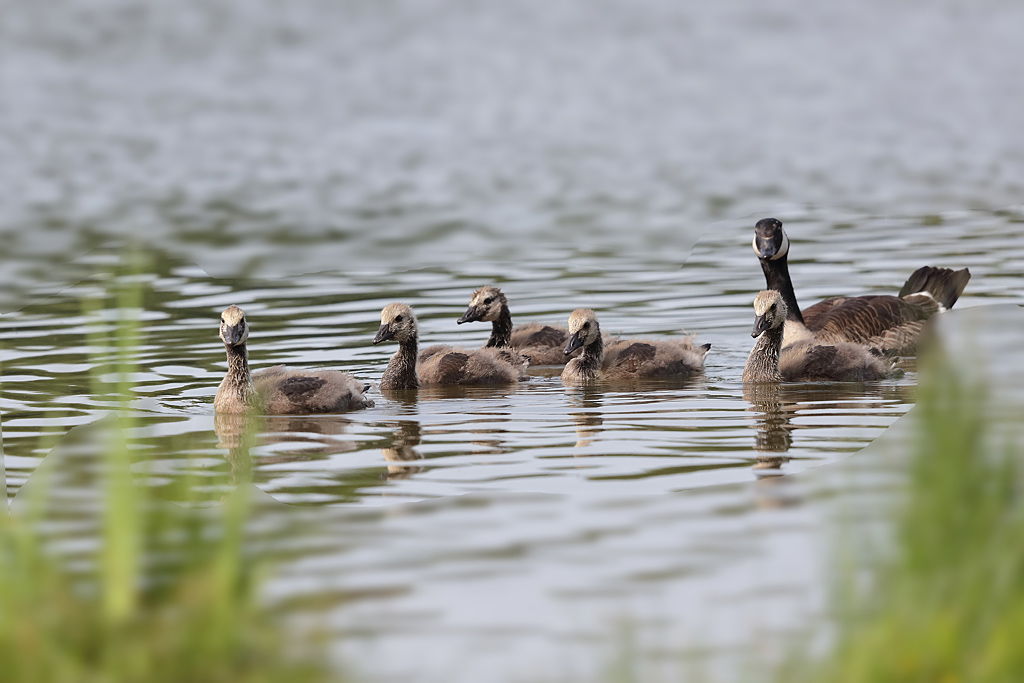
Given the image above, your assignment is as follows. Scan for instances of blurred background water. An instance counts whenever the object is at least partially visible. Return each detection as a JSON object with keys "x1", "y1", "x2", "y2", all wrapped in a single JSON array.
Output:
[{"x1": 1, "y1": 0, "x2": 1023, "y2": 681}]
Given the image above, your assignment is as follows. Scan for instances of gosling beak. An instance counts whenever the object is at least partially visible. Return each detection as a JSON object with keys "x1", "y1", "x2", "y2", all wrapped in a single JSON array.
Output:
[
  {"x1": 751, "y1": 314, "x2": 770, "y2": 338},
  {"x1": 457, "y1": 306, "x2": 481, "y2": 324},
  {"x1": 221, "y1": 324, "x2": 245, "y2": 346},
  {"x1": 373, "y1": 324, "x2": 393, "y2": 345},
  {"x1": 563, "y1": 331, "x2": 585, "y2": 356}
]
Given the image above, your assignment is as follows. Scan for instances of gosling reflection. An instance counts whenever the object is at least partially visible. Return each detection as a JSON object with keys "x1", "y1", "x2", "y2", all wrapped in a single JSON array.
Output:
[
  {"x1": 565, "y1": 384, "x2": 604, "y2": 452},
  {"x1": 743, "y1": 382, "x2": 795, "y2": 475},
  {"x1": 214, "y1": 412, "x2": 357, "y2": 486},
  {"x1": 381, "y1": 420, "x2": 424, "y2": 480}
]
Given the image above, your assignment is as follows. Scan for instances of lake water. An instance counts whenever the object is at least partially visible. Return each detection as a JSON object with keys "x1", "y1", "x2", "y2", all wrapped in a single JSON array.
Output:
[{"x1": 2, "y1": 0, "x2": 1024, "y2": 680}]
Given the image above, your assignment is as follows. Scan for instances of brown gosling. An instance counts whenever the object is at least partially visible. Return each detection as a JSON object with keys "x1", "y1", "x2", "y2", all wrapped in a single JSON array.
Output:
[
  {"x1": 743, "y1": 290, "x2": 893, "y2": 383},
  {"x1": 560, "y1": 309, "x2": 711, "y2": 383},
  {"x1": 457, "y1": 285, "x2": 577, "y2": 366},
  {"x1": 373, "y1": 303, "x2": 528, "y2": 390},
  {"x1": 213, "y1": 305, "x2": 373, "y2": 414},
  {"x1": 753, "y1": 217, "x2": 970, "y2": 355}
]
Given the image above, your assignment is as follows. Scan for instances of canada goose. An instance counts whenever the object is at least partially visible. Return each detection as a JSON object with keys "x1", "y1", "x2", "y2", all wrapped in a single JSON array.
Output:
[
  {"x1": 457, "y1": 285, "x2": 577, "y2": 366},
  {"x1": 743, "y1": 291, "x2": 892, "y2": 383},
  {"x1": 214, "y1": 305, "x2": 374, "y2": 415},
  {"x1": 373, "y1": 303, "x2": 527, "y2": 390},
  {"x1": 560, "y1": 309, "x2": 711, "y2": 383},
  {"x1": 753, "y1": 217, "x2": 970, "y2": 354}
]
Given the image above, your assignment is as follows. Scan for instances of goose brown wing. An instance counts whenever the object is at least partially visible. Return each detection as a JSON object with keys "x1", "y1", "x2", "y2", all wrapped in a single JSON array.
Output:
[{"x1": 803, "y1": 295, "x2": 930, "y2": 345}]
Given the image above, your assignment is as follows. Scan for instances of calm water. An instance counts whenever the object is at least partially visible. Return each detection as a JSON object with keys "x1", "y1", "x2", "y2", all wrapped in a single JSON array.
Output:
[{"x1": 3, "y1": 0, "x2": 1024, "y2": 680}]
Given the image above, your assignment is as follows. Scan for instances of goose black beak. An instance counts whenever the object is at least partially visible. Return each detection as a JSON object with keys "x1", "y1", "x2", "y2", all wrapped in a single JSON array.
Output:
[
  {"x1": 751, "y1": 314, "x2": 770, "y2": 338},
  {"x1": 373, "y1": 324, "x2": 393, "y2": 345},
  {"x1": 755, "y1": 235, "x2": 778, "y2": 260},
  {"x1": 563, "y1": 332, "x2": 585, "y2": 356},
  {"x1": 457, "y1": 307, "x2": 482, "y2": 324}
]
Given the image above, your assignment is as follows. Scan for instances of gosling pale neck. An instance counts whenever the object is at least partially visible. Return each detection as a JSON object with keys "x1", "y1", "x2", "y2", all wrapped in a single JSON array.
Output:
[
  {"x1": 486, "y1": 306, "x2": 514, "y2": 348},
  {"x1": 743, "y1": 325, "x2": 785, "y2": 383},
  {"x1": 381, "y1": 333, "x2": 420, "y2": 390}
]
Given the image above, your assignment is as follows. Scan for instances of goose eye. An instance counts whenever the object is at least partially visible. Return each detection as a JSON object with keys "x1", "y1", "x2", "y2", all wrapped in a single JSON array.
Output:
[
  {"x1": 395, "y1": 315, "x2": 403, "y2": 323},
  {"x1": 484, "y1": 297, "x2": 493, "y2": 305}
]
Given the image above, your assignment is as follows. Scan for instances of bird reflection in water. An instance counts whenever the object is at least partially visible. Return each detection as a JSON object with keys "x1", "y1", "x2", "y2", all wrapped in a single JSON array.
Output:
[
  {"x1": 743, "y1": 382, "x2": 795, "y2": 477},
  {"x1": 565, "y1": 384, "x2": 604, "y2": 453},
  {"x1": 381, "y1": 420, "x2": 424, "y2": 480},
  {"x1": 214, "y1": 413, "x2": 357, "y2": 487}
]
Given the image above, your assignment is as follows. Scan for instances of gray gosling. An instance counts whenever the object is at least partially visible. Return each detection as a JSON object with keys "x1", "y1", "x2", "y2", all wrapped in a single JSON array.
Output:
[
  {"x1": 560, "y1": 309, "x2": 711, "y2": 383},
  {"x1": 374, "y1": 303, "x2": 528, "y2": 390},
  {"x1": 457, "y1": 285, "x2": 577, "y2": 366},
  {"x1": 214, "y1": 305, "x2": 373, "y2": 414},
  {"x1": 753, "y1": 217, "x2": 970, "y2": 355},
  {"x1": 743, "y1": 291, "x2": 892, "y2": 383}
]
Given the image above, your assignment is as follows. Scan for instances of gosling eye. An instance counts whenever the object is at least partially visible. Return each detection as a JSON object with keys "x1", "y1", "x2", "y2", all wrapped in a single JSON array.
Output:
[
  {"x1": 484, "y1": 297, "x2": 494, "y2": 305},
  {"x1": 395, "y1": 315, "x2": 403, "y2": 323}
]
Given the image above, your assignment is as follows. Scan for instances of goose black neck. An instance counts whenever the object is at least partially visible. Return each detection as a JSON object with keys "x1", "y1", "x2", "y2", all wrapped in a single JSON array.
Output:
[
  {"x1": 382, "y1": 334, "x2": 420, "y2": 390},
  {"x1": 486, "y1": 306, "x2": 513, "y2": 348},
  {"x1": 760, "y1": 256, "x2": 804, "y2": 324}
]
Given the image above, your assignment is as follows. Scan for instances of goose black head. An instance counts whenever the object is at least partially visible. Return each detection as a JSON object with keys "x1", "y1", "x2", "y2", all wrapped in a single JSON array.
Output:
[
  {"x1": 753, "y1": 218, "x2": 790, "y2": 261},
  {"x1": 750, "y1": 290, "x2": 787, "y2": 338},
  {"x1": 374, "y1": 303, "x2": 417, "y2": 345},
  {"x1": 219, "y1": 305, "x2": 250, "y2": 347},
  {"x1": 564, "y1": 309, "x2": 600, "y2": 355},
  {"x1": 458, "y1": 285, "x2": 507, "y2": 324}
]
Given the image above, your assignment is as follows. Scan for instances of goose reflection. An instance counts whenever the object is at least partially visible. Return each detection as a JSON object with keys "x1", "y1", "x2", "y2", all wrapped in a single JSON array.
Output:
[{"x1": 381, "y1": 420, "x2": 425, "y2": 480}]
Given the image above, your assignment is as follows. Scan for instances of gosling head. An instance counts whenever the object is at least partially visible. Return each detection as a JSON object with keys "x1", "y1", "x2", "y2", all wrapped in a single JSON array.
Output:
[
  {"x1": 751, "y1": 290, "x2": 787, "y2": 338},
  {"x1": 564, "y1": 309, "x2": 600, "y2": 355},
  {"x1": 374, "y1": 303, "x2": 417, "y2": 345},
  {"x1": 219, "y1": 305, "x2": 250, "y2": 347},
  {"x1": 457, "y1": 285, "x2": 507, "y2": 324},
  {"x1": 753, "y1": 217, "x2": 789, "y2": 262}
]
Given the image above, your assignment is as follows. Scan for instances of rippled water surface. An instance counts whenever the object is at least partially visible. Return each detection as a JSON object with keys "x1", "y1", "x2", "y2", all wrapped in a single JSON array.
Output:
[{"x1": 3, "y1": 0, "x2": 1024, "y2": 680}]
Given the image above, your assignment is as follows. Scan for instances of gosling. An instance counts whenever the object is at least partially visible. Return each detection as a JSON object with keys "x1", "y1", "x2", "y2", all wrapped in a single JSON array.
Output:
[
  {"x1": 214, "y1": 305, "x2": 373, "y2": 414},
  {"x1": 560, "y1": 309, "x2": 710, "y2": 383},
  {"x1": 457, "y1": 285, "x2": 577, "y2": 366},
  {"x1": 374, "y1": 303, "x2": 528, "y2": 390},
  {"x1": 743, "y1": 290, "x2": 892, "y2": 383}
]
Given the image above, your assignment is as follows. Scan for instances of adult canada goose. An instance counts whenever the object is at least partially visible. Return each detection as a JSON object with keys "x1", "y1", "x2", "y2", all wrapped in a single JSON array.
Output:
[
  {"x1": 373, "y1": 303, "x2": 528, "y2": 390},
  {"x1": 560, "y1": 309, "x2": 710, "y2": 383},
  {"x1": 753, "y1": 217, "x2": 970, "y2": 354},
  {"x1": 457, "y1": 285, "x2": 577, "y2": 366},
  {"x1": 743, "y1": 291, "x2": 892, "y2": 383},
  {"x1": 214, "y1": 305, "x2": 373, "y2": 414}
]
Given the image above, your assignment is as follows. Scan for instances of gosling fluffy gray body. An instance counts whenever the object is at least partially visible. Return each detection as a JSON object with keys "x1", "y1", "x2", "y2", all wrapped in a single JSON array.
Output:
[
  {"x1": 375, "y1": 303, "x2": 527, "y2": 390},
  {"x1": 560, "y1": 309, "x2": 710, "y2": 383},
  {"x1": 214, "y1": 305, "x2": 373, "y2": 414},
  {"x1": 753, "y1": 218, "x2": 971, "y2": 355},
  {"x1": 743, "y1": 291, "x2": 892, "y2": 383},
  {"x1": 458, "y1": 286, "x2": 576, "y2": 366}
]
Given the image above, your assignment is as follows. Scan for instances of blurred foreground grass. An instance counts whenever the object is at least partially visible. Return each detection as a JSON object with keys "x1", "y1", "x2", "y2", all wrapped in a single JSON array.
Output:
[
  {"x1": 0, "y1": 264, "x2": 334, "y2": 683},
  {"x1": 781, "y1": 341, "x2": 1024, "y2": 682}
]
